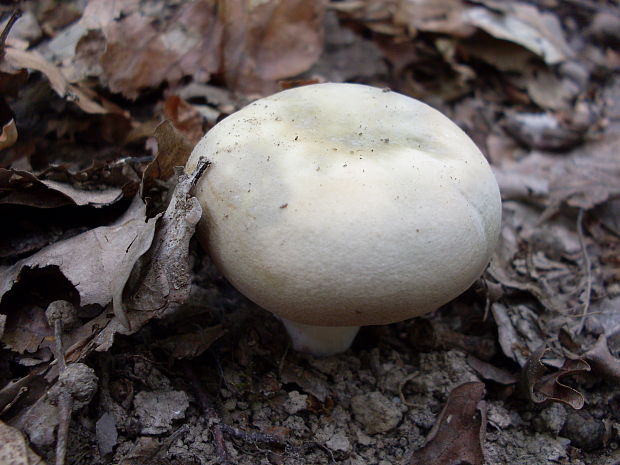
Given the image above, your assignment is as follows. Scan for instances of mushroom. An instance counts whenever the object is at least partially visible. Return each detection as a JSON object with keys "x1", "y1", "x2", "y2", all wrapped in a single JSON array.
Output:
[{"x1": 186, "y1": 83, "x2": 501, "y2": 356}]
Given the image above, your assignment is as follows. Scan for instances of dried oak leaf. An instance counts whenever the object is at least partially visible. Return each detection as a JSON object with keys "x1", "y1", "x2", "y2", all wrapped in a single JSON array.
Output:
[
  {"x1": 0, "y1": 196, "x2": 156, "y2": 309},
  {"x1": 100, "y1": 12, "x2": 185, "y2": 100},
  {"x1": 219, "y1": 0, "x2": 325, "y2": 95},
  {"x1": 522, "y1": 345, "x2": 590, "y2": 409},
  {"x1": 0, "y1": 419, "x2": 45, "y2": 465},
  {"x1": 407, "y1": 381, "x2": 487, "y2": 465}
]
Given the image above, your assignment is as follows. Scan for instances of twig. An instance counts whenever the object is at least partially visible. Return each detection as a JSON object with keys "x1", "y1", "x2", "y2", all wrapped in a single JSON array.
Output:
[
  {"x1": 0, "y1": 9, "x2": 21, "y2": 62},
  {"x1": 182, "y1": 362, "x2": 287, "y2": 464},
  {"x1": 45, "y1": 301, "x2": 76, "y2": 465},
  {"x1": 220, "y1": 424, "x2": 285, "y2": 446},
  {"x1": 182, "y1": 362, "x2": 231, "y2": 465},
  {"x1": 55, "y1": 391, "x2": 73, "y2": 465},
  {"x1": 576, "y1": 208, "x2": 592, "y2": 334}
]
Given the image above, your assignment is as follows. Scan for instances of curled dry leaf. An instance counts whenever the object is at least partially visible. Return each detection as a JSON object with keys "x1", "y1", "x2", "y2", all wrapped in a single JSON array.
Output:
[
  {"x1": 4, "y1": 47, "x2": 109, "y2": 114},
  {"x1": 522, "y1": 345, "x2": 590, "y2": 410},
  {"x1": 93, "y1": 159, "x2": 207, "y2": 349},
  {"x1": 0, "y1": 168, "x2": 124, "y2": 208},
  {"x1": 0, "y1": 196, "x2": 155, "y2": 310},
  {"x1": 0, "y1": 419, "x2": 45, "y2": 465},
  {"x1": 124, "y1": 165, "x2": 204, "y2": 316},
  {"x1": 463, "y1": 2, "x2": 572, "y2": 65},
  {"x1": 407, "y1": 381, "x2": 487, "y2": 465}
]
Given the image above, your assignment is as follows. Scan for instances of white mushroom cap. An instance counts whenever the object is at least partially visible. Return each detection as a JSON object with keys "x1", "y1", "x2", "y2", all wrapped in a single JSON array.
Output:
[{"x1": 186, "y1": 83, "x2": 501, "y2": 351}]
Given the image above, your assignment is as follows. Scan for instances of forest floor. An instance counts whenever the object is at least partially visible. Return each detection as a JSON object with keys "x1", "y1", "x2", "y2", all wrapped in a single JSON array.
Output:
[{"x1": 1, "y1": 1, "x2": 620, "y2": 464}]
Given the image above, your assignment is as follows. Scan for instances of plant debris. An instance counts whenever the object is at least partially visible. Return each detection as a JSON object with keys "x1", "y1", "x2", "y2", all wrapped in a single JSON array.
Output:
[{"x1": 1, "y1": 0, "x2": 620, "y2": 463}]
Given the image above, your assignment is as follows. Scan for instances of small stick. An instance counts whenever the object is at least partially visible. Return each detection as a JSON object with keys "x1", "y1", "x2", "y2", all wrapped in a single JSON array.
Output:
[
  {"x1": 182, "y1": 362, "x2": 231, "y2": 465},
  {"x1": 0, "y1": 9, "x2": 21, "y2": 61},
  {"x1": 182, "y1": 361, "x2": 287, "y2": 463},
  {"x1": 576, "y1": 208, "x2": 592, "y2": 334},
  {"x1": 46, "y1": 301, "x2": 75, "y2": 465}
]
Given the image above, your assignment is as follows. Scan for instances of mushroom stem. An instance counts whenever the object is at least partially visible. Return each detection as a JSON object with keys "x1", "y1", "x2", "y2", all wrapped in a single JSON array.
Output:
[{"x1": 279, "y1": 318, "x2": 360, "y2": 356}]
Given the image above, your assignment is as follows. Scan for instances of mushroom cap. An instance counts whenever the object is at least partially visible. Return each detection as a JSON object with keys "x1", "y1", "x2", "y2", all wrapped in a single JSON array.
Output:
[{"x1": 186, "y1": 83, "x2": 501, "y2": 327}]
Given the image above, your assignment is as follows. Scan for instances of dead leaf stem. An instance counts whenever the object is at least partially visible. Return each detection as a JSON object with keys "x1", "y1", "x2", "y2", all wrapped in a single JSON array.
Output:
[
  {"x1": 0, "y1": 9, "x2": 21, "y2": 62},
  {"x1": 576, "y1": 208, "x2": 593, "y2": 334}
]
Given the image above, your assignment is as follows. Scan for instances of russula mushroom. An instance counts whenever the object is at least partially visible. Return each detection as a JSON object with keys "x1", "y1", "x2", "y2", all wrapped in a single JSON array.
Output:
[{"x1": 186, "y1": 83, "x2": 501, "y2": 356}]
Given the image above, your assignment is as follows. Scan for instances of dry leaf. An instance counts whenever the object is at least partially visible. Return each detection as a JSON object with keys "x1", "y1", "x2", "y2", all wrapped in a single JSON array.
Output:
[
  {"x1": 125, "y1": 166, "x2": 203, "y2": 316},
  {"x1": 583, "y1": 335, "x2": 620, "y2": 382},
  {"x1": 407, "y1": 381, "x2": 487, "y2": 465},
  {"x1": 0, "y1": 168, "x2": 123, "y2": 208},
  {"x1": 100, "y1": 13, "x2": 184, "y2": 99},
  {"x1": 158, "y1": 325, "x2": 225, "y2": 359},
  {"x1": 4, "y1": 47, "x2": 108, "y2": 114},
  {"x1": 492, "y1": 303, "x2": 546, "y2": 367},
  {"x1": 463, "y1": 3, "x2": 572, "y2": 65},
  {"x1": 467, "y1": 355, "x2": 518, "y2": 385},
  {"x1": 522, "y1": 345, "x2": 590, "y2": 409},
  {"x1": 93, "y1": 159, "x2": 207, "y2": 349},
  {"x1": 0, "y1": 304, "x2": 50, "y2": 354},
  {"x1": 219, "y1": 0, "x2": 325, "y2": 94},
  {"x1": 394, "y1": 0, "x2": 475, "y2": 37},
  {"x1": 163, "y1": 97, "x2": 205, "y2": 146},
  {"x1": 141, "y1": 120, "x2": 194, "y2": 197},
  {"x1": 95, "y1": 0, "x2": 324, "y2": 98},
  {"x1": 0, "y1": 419, "x2": 46, "y2": 465},
  {"x1": 0, "y1": 196, "x2": 155, "y2": 309}
]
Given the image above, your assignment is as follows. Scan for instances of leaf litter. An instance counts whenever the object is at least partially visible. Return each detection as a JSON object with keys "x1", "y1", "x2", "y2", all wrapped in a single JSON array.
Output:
[{"x1": 1, "y1": 0, "x2": 620, "y2": 464}]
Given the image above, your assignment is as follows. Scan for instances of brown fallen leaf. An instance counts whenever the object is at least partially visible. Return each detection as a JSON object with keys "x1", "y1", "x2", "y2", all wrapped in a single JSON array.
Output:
[
  {"x1": 0, "y1": 419, "x2": 46, "y2": 465},
  {"x1": 141, "y1": 120, "x2": 194, "y2": 198},
  {"x1": 407, "y1": 381, "x2": 487, "y2": 465},
  {"x1": 467, "y1": 354, "x2": 518, "y2": 385},
  {"x1": 583, "y1": 335, "x2": 620, "y2": 382},
  {"x1": 163, "y1": 96, "x2": 205, "y2": 146},
  {"x1": 464, "y1": 2, "x2": 573, "y2": 65},
  {"x1": 0, "y1": 168, "x2": 125, "y2": 208},
  {"x1": 93, "y1": 159, "x2": 207, "y2": 349},
  {"x1": 0, "y1": 196, "x2": 156, "y2": 309},
  {"x1": 4, "y1": 47, "x2": 109, "y2": 114},
  {"x1": 522, "y1": 345, "x2": 590, "y2": 409},
  {"x1": 158, "y1": 325, "x2": 225, "y2": 359},
  {"x1": 95, "y1": 0, "x2": 324, "y2": 98},
  {"x1": 219, "y1": 0, "x2": 325, "y2": 95}
]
